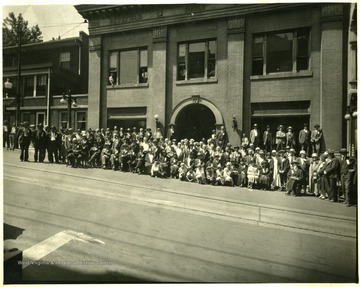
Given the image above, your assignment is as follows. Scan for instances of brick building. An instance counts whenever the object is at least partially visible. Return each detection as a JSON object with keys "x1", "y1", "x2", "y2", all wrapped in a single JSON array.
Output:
[
  {"x1": 3, "y1": 31, "x2": 89, "y2": 130},
  {"x1": 75, "y1": 3, "x2": 353, "y2": 150}
]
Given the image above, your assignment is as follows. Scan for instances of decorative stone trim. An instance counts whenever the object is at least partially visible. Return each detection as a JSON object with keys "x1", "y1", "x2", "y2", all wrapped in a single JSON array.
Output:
[
  {"x1": 153, "y1": 26, "x2": 167, "y2": 43},
  {"x1": 321, "y1": 4, "x2": 344, "y2": 23},
  {"x1": 227, "y1": 16, "x2": 245, "y2": 34}
]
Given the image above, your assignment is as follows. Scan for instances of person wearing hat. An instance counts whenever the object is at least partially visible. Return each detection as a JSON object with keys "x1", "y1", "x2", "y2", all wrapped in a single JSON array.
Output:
[
  {"x1": 18, "y1": 121, "x2": 32, "y2": 162},
  {"x1": 250, "y1": 123, "x2": 261, "y2": 149},
  {"x1": 263, "y1": 125, "x2": 273, "y2": 153},
  {"x1": 216, "y1": 125, "x2": 228, "y2": 150},
  {"x1": 308, "y1": 153, "x2": 320, "y2": 196},
  {"x1": 259, "y1": 160, "x2": 271, "y2": 190},
  {"x1": 339, "y1": 148, "x2": 355, "y2": 206},
  {"x1": 311, "y1": 124, "x2": 324, "y2": 156},
  {"x1": 276, "y1": 125, "x2": 286, "y2": 151},
  {"x1": 32, "y1": 123, "x2": 47, "y2": 163},
  {"x1": 167, "y1": 124, "x2": 176, "y2": 141},
  {"x1": 285, "y1": 126, "x2": 296, "y2": 149},
  {"x1": 298, "y1": 150, "x2": 310, "y2": 194},
  {"x1": 278, "y1": 150, "x2": 290, "y2": 191},
  {"x1": 287, "y1": 148, "x2": 296, "y2": 165},
  {"x1": 323, "y1": 149, "x2": 340, "y2": 202},
  {"x1": 286, "y1": 159, "x2": 303, "y2": 196},
  {"x1": 222, "y1": 162, "x2": 234, "y2": 186},
  {"x1": 299, "y1": 123, "x2": 311, "y2": 156},
  {"x1": 9, "y1": 123, "x2": 18, "y2": 151},
  {"x1": 247, "y1": 160, "x2": 259, "y2": 189},
  {"x1": 269, "y1": 150, "x2": 281, "y2": 190},
  {"x1": 241, "y1": 133, "x2": 249, "y2": 149}
]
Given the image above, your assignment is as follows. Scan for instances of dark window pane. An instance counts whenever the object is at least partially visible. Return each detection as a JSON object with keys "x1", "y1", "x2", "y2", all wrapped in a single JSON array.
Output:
[
  {"x1": 120, "y1": 50, "x2": 138, "y2": 84},
  {"x1": 188, "y1": 42, "x2": 205, "y2": 79},
  {"x1": 252, "y1": 58, "x2": 264, "y2": 75},
  {"x1": 297, "y1": 29, "x2": 309, "y2": 71},
  {"x1": 267, "y1": 32, "x2": 293, "y2": 73},
  {"x1": 177, "y1": 44, "x2": 186, "y2": 80},
  {"x1": 208, "y1": 41, "x2": 216, "y2": 78}
]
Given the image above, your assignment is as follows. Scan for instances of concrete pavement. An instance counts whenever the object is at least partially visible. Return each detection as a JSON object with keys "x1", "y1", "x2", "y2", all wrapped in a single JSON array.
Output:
[{"x1": 3, "y1": 149, "x2": 357, "y2": 240}]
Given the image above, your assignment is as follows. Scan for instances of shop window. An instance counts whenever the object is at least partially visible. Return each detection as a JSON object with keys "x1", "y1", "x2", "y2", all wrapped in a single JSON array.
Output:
[
  {"x1": 24, "y1": 76, "x2": 34, "y2": 97},
  {"x1": 60, "y1": 112, "x2": 68, "y2": 130},
  {"x1": 108, "y1": 48, "x2": 148, "y2": 86},
  {"x1": 252, "y1": 28, "x2": 310, "y2": 76},
  {"x1": 36, "y1": 75, "x2": 48, "y2": 97},
  {"x1": 60, "y1": 52, "x2": 71, "y2": 70},
  {"x1": 177, "y1": 39, "x2": 216, "y2": 81},
  {"x1": 76, "y1": 111, "x2": 87, "y2": 131}
]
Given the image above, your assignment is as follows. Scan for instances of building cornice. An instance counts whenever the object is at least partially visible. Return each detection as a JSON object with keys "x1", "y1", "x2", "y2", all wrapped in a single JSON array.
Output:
[{"x1": 75, "y1": 3, "x2": 317, "y2": 36}]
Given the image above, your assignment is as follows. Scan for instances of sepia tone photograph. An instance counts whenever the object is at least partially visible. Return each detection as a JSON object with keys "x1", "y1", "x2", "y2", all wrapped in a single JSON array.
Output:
[{"x1": 2, "y1": 0, "x2": 358, "y2": 284}]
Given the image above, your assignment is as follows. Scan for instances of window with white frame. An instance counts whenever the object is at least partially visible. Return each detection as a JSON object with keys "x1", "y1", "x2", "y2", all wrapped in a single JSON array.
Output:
[
  {"x1": 252, "y1": 28, "x2": 310, "y2": 76},
  {"x1": 36, "y1": 74, "x2": 48, "y2": 97},
  {"x1": 60, "y1": 52, "x2": 71, "y2": 70},
  {"x1": 177, "y1": 39, "x2": 216, "y2": 81},
  {"x1": 76, "y1": 111, "x2": 87, "y2": 131},
  {"x1": 108, "y1": 48, "x2": 148, "y2": 86},
  {"x1": 60, "y1": 112, "x2": 68, "y2": 130}
]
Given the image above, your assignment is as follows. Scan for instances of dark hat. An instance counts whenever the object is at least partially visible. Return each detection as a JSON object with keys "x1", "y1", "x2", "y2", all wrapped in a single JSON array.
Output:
[
  {"x1": 278, "y1": 125, "x2": 284, "y2": 129},
  {"x1": 287, "y1": 126, "x2": 293, "y2": 130},
  {"x1": 37, "y1": 123, "x2": 43, "y2": 128},
  {"x1": 314, "y1": 124, "x2": 320, "y2": 128},
  {"x1": 339, "y1": 148, "x2": 348, "y2": 154},
  {"x1": 327, "y1": 149, "x2": 335, "y2": 154},
  {"x1": 292, "y1": 160, "x2": 300, "y2": 165},
  {"x1": 304, "y1": 123, "x2": 308, "y2": 127},
  {"x1": 50, "y1": 125, "x2": 56, "y2": 130},
  {"x1": 278, "y1": 150, "x2": 285, "y2": 154},
  {"x1": 266, "y1": 125, "x2": 270, "y2": 128}
]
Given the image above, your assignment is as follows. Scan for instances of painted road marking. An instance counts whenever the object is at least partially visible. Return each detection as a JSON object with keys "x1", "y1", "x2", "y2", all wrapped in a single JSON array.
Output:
[{"x1": 21, "y1": 230, "x2": 104, "y2": 269}]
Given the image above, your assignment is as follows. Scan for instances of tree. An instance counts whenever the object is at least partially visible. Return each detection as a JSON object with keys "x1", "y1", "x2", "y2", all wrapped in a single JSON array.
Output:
[{"x1": 2, "y1": 12, "x2": 43, "y2": 47}]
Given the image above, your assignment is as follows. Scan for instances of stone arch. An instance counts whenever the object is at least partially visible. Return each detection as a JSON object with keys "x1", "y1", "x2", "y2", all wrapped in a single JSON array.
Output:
[{"x1": 169, "y1": 97, "x2": 223, "y2": 127}]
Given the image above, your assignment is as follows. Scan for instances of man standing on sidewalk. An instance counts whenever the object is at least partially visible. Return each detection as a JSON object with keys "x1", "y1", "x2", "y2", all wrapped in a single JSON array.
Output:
[
  {"x1": 339, "y1": 148, "x2": 356, "y2": 206},
  {"x1": 324, "y1": 149, "x2": 340, "y2": 202},
  {"x1": 18, "y1": 122, "x2": 32, "y2": 162},
  {"x1": 33, "y1": 123, "x2": 47, "y2": 163}
]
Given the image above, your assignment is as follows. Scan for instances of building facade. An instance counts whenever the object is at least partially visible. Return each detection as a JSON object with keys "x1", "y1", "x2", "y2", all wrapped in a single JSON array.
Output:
[
  {"x1": 75, "y1": 3, "x2": 353, "y2": 150},
  {"x1": 3, "y1": 31, "x2": 89, "y2": 130}
]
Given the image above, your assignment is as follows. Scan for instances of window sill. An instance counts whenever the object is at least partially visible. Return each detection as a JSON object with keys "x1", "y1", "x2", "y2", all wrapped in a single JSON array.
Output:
[
  {"x1": 106, "y1": 83, "x2": 149, "y2": 90},
  {"x1": 23, "y1": 96, "x2": 47, "y2": 99},
  {"x1": 175, "y1": 78, "x2": 218, "y2": 86},
  {"x1": 250, "y1": 71, "x2": 313, "y2": 81}
]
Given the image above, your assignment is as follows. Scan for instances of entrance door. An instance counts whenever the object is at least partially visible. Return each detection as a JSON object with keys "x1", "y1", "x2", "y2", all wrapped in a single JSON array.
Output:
[
  {"x1": 36, "y1": 112, "x2": 46, "y2": 127},
  {"x1": 175, "y1": 104, "x2": 216, "y2": 141}
]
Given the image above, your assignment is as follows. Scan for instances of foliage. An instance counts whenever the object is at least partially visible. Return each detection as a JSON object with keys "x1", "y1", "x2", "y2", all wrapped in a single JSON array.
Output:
[{"x1": 2, "y1": 12, "x2": 43, "y2": 47}]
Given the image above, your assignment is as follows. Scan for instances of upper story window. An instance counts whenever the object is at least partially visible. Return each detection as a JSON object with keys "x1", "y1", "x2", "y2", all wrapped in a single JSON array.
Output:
[
  {"x1": 177, "y1": 39, "x2": 216, "y2": 81},
  {"x1": 252, "y1": 28, "x2": 310, "y2": 76},
  {"x1": 108, "y1": 48, "x2": 148, "y2": 86},
  {"x1": 36, "y1": 74, "x2": 48, "y2": 97},
  {"x1": 24, "y1": 76, "x2": 34, "y2": 97},
  {"x1": 60, "y1": 52, "x2": 71, "y2": 70}
]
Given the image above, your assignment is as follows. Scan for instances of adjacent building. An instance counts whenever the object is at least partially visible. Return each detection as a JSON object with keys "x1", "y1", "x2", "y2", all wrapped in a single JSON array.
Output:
[{"x1": 3, "y1": 31, "x2": 89, "y2": 130}]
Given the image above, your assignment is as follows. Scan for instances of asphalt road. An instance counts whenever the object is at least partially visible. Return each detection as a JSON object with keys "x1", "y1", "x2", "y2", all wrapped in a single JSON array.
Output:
[{"x1": 3, "y1": 151, "x2": 358, "y2": 283}]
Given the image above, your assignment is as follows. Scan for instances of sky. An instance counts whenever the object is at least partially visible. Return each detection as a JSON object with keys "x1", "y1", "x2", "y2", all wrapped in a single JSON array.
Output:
[{"x1": 2, "y1": 3, "x2": 89, "y2": 41}]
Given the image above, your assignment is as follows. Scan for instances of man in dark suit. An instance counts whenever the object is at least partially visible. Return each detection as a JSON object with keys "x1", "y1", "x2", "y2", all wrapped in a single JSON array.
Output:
[
  {"x1": 263, "y1": 125, "x2": 273, "y2": 153},
  {"x1": 18, "y1": 121, "x2": 32, "y2": 162},
  {"x1": 33, "y1": 123, "x2": 47, "y2": 162},
  {"x1": 286, "y1": 159, "x2": 304, "y2": 196},
  {"x1": 339, "y1": 148, "x2": 356, "y2": 206},
  {"x1": 216, "y1": 125, "x2": 228, "y2": 150},
  {"x1": 299, "y1": 123, "x2": 310, "y2": 156},
  {"x1": 324, "y1": 149, "x2": 340, "y2": 202},
  {"x1": 311, "y1": 124, "x2": 323, "y2": 156}
]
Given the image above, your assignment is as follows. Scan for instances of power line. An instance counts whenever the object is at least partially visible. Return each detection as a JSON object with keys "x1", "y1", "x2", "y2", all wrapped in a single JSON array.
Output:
[{"x1": 60, "y1": 22, "x2": 84, "y2": 38}]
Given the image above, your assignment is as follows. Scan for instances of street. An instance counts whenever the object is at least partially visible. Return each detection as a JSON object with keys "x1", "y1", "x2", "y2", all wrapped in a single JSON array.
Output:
[{"x1": 3, "y1": 150, "x2": 358, "y2": 283}]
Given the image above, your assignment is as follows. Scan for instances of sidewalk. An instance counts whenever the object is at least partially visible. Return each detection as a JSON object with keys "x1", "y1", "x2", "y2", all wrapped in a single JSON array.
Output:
[{"x1": 3, "y1": 149, "x2": 357, "y2": 239}]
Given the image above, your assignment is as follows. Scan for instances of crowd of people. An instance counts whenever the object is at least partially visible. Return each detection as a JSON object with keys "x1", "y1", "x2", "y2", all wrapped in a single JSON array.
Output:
[{"x1": 5, "y1": 121, "x2": 357, "y2": 207}]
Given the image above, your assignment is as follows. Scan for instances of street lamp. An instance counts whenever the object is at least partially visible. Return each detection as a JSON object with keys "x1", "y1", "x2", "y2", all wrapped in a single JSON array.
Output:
[
  {"x1": 4, "y1": 78, "x2": 13, "y2": 98},
  {"x1": 344, "y1": 86, "x2": 357, "y2": 156},
  {"x1": 60, "y1": 90, "x2": 78, "y2": 129}
]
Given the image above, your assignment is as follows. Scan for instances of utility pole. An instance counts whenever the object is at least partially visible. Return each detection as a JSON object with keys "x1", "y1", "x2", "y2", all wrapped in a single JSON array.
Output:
[{"x1": 16, "y1": 25, "x2": 22, "y2": 126}]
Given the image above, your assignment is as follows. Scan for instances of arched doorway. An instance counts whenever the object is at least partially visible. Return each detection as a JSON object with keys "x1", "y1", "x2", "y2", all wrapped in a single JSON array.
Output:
[{"x1": 175, "y1": 104, "x2": 216, "y2": 141}]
